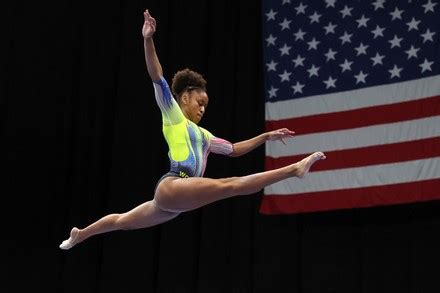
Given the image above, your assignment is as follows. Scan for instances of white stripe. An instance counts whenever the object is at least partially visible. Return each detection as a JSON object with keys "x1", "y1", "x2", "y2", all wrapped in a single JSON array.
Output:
[
  {"x1": 264, "y1": 157, "x2": 440, "y2": 195},
  {"x1": 266, "y1": 116, "x2": 440, "y2": 158},
  {"x1": 266, "y1": 75, "x2": 440, "y2": 121}
]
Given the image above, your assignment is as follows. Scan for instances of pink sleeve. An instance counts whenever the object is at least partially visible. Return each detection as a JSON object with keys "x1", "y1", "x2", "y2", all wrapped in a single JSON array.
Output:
[{"x1": 210, "y1": 137, "x2": 234, "y2": 156}]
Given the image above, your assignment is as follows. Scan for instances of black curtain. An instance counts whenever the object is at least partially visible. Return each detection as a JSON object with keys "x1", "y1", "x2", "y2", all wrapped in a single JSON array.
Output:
[{"x1": 2, "y1": 1, "x2": 440, "y2": 292}]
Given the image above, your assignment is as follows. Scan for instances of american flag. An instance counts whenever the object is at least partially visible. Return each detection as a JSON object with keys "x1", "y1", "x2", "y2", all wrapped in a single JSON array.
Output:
[{"x1": 260, "y1": 0, "x2": 440, "y2": 214}]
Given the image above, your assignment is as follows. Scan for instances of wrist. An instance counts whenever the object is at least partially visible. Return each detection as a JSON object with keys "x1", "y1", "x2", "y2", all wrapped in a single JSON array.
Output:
[{"x1": 263, "y1": 132, "x2": 270, "y2": 141}]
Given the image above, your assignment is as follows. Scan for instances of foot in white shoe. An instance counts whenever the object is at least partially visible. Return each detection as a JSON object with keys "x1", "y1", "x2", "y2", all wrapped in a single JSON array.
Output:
[{"x1": 59, "y1": 227, "x2": 80, "y2": 250}]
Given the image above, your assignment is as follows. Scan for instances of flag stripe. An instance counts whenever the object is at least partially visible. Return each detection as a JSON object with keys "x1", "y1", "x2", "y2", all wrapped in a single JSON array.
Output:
[
  {"x1": 266, "y1": 95, "x2": 440, "y2": 135},
  {"x1": 262, "y1": 0, "x2": 440, "y2": 214},
  {"x1": 260, "y1": 179, "x2": 440, "y2": 215},
  {"x1": 266, "y1": 116, "x2": 440, "y2": 157},
  {"x1": 266, "y1": 75, "x2": 440, "y2": 120},
  {"x1": 264, "y1": 157, "x2": 440, "y2": 195},
  {"x1": 266, "y1": 137, "x2": 440, "y2": 172}
]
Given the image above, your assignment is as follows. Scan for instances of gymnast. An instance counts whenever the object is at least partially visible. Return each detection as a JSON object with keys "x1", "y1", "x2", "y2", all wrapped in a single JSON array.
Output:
[{"x1": 59, "y1": 9, "x2": 325, "y2": 250}]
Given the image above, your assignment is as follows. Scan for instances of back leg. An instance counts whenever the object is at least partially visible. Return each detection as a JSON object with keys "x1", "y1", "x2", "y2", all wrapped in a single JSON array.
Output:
[{"x1": 60, "y1": 199, "x2": 180, "y2": 250}]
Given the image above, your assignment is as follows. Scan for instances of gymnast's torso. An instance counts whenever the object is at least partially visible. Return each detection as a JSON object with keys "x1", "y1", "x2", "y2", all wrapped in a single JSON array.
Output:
[{"x1": 153, "y1": 77, "x2": 233, "y2": 178}]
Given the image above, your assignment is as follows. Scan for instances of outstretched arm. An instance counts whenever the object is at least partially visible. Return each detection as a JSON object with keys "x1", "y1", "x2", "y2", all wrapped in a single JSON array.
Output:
[
  {"x1": 143, "y1": 9, "x2": 186, "y2": 125},
  {"x1": 142, "y1": 9, "x2": 162, "y2": 82},
  {"x1": 230, "y1": 128, "x2": 295, "y2": 157}
]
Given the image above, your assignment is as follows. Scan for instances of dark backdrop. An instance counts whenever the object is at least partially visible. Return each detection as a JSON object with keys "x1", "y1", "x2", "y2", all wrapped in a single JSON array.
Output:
[{"x1": 2, "y1": 1, "x2": 440, "y2": 292}]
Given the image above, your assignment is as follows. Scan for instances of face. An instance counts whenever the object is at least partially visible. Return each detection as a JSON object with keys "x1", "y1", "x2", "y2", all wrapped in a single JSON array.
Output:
[{"x1": 180, "y1": 89, "x2": 209, "y2": 124}]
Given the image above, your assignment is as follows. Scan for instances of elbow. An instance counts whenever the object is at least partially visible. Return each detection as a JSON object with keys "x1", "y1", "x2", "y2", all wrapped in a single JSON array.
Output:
[
  {"x1": 229, "y1": 145, "x2": 242, "y2": 157},
  {"x1": 149, "y1": 69, "x2": 163, "y2": 83}
]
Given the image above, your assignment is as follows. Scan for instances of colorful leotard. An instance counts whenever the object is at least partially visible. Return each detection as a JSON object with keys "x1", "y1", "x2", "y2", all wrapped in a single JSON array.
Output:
[{"x1": 153, "y1": 77, "x2": 233, "y2": 178}]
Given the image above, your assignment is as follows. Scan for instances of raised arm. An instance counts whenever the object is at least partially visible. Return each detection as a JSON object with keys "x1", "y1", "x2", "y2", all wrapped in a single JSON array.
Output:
[
  {"x1": 229, "y1": 128, "x2": 295, "y2": 157},
  {"x1": 142, "y1": 10, "x2": 162, "y2": 82}
]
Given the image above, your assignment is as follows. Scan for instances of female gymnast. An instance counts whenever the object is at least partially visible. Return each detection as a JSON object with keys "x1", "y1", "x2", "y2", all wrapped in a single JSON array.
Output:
[{"x1": 59, "y1": 10, "x2": 326, "y2": 250}]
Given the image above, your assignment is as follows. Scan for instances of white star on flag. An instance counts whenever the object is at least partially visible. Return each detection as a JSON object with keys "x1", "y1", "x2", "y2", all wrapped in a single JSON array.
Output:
[
  {"x1": 354, "y1": 71, "x2": 369, "y2": 84},
  {"x1": 390, "y1": 7, "x2": 404, "y2": 20}
]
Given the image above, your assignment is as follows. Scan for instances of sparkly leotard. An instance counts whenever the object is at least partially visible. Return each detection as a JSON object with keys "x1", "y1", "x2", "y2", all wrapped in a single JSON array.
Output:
[{"x1": 153, "y1": 77, "x2": 233, "y2": 179}]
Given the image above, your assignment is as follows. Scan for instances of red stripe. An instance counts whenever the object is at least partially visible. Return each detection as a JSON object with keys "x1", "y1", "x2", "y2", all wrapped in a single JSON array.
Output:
[
  {"x1": 266, "y1": 137, "x2": 440, "y2": 172},
  {"x1": 259, "y1": 179, "x2": 440, "y2": 215},
  {"x1": 266, "y1": 95, "x2": 440, "y2": 135}
]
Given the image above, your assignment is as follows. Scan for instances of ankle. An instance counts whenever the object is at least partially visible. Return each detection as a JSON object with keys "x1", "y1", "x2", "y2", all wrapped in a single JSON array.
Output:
[{"x1": 289, "y1": 163, "x2": 300, "y2": 177}]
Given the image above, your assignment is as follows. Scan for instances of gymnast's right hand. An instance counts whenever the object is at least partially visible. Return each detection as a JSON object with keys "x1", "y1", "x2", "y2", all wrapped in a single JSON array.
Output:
[{"x1": 142, "y1": 9, "x2": 156, "y2": 39}]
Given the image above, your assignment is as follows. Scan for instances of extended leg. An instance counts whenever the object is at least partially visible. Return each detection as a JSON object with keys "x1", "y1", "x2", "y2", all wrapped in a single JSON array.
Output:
[
  {"x1": 155, "y1": 152, "x2": 325, "y2": 212},
  {"x1": 59, "y1": 199, "x2": 179, "y2": 250}
]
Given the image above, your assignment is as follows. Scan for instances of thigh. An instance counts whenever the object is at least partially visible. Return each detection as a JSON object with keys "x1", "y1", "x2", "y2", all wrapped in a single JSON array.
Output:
[{"x1": 154, "y1": 176, "x2": 239, "y2": 212}]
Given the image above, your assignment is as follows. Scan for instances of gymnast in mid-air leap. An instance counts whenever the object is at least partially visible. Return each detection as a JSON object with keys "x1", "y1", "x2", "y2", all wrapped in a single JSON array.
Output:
[{"x1": 59, "y1": 9, "x2": 326, "y2": 250}]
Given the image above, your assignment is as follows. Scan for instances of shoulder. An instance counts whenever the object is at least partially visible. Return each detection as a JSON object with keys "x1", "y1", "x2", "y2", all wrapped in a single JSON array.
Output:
[{"x1": 198, "y1": 126, "x2": 213, "y2": 137}]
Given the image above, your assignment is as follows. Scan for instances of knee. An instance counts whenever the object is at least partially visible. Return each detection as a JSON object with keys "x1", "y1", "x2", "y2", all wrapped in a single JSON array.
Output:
[{"x1": 222, "y1": 177, "x2": 241, "y2": 196}]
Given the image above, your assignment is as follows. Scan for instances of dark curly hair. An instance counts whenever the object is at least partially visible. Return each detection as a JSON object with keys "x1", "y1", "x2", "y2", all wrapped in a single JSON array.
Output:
[{"x1": 171, "y1": 68, "x2": 207, "y2": 102}]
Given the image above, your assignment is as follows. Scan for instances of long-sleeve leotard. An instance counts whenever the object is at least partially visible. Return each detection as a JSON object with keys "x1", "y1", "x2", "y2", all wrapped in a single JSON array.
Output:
[{"x1": 153, "y1": 77, "x2": 233, "y2": 178}]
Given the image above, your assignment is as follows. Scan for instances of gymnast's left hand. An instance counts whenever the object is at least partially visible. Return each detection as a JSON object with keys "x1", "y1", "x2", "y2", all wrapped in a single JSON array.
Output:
[{"x1": 266, "y1": 128, "x2": 295, "y2": 145}]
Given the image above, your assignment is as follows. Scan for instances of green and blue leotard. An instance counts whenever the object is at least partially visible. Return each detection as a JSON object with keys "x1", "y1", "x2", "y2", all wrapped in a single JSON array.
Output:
[{"x1": 153, "y1": 77, "x2": 233, "y2": 178}]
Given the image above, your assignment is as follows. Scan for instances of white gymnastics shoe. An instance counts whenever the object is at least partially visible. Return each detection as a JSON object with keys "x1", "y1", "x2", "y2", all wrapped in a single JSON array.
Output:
[{"x1": 59, "y1": 227, "x2": 80, "y2": 250}]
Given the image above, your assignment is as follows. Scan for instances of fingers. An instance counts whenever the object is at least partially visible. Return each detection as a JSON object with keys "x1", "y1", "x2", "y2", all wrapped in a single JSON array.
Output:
[
  {"x1": 276, "y1": 128, "x2": 295, "y2": 137},
  {"x1": 268, "y1": 128, "x2": 295, "y2": 144},
  {"x1": 149, "y1": 18, "x2": 156, "y2": 31},
  {"x1": 144, "y1": 9, "x2": 156, "y2": 21},
  {"x1": 280, "y1": 128, "x2": 295, "y2": 135},
  {"x1": 143, "y1": 9, "x2": 157, "y2": 34},
  {"x1": 144, "y1": 15, "x2": 156, "y2": 29}
]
